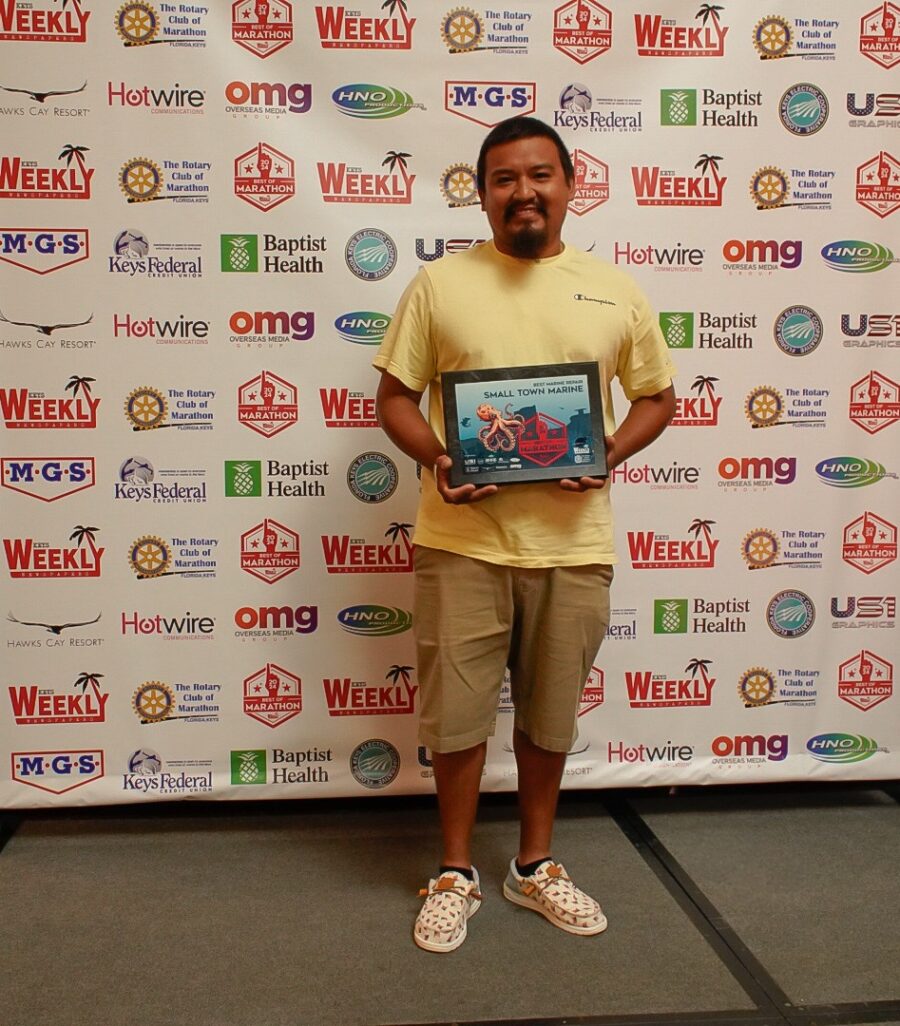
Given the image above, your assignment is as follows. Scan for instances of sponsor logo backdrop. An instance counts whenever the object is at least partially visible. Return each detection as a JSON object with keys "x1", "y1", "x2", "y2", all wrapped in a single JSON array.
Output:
[{"x1": 1, "y1": 1, "x2": 897, "y2": 805}]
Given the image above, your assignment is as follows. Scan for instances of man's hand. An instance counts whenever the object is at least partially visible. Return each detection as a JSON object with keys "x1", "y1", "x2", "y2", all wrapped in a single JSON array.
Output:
[
  {"x1": 434, "y1": 454, "x2": 499, "y2": 505},
  {"x1": 557, "y1": 433, "x2": 615, "y2": 492}
]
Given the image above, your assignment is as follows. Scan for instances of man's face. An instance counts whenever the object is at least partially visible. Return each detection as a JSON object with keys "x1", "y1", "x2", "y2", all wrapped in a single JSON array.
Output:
[{"x1": 479, "y1": 135, "x2": 574, "y2": 260}]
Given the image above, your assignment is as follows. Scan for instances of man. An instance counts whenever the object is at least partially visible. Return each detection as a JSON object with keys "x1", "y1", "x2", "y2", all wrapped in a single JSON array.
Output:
[{"x1": 374, "y1": 116, "x2": 675, "y2": 953}]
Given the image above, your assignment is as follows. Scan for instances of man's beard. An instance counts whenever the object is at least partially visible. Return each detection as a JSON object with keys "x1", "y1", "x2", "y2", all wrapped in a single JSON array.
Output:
[{"x1": 505, "y1": 201, "x2": 548, "y2": 259}]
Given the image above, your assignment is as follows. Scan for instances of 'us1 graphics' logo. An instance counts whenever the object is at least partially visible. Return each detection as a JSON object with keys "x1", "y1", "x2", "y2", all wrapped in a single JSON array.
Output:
[{"x1": 0, "y1": 229, "x2": 89, "y2": 274}]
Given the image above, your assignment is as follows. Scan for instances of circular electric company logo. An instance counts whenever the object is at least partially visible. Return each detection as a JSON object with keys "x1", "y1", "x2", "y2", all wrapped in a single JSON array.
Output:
[
  {"x1": 767, "y1": 590, "x2": 815, "y2": 638},
  {"x1": 738, "y1": 667, "x2": 776, "y2": 707},
  {"x1": 350, "y1": 738, "x2": 400, "y2": 789},
  {"x1": 345, "y1": 229, "x2": 397, "y2": 281},
  {"x1": 779, "y1": 83, "x2": 829, "y2": 135},
  {"x1": 753, "y1": 15, "x2": 793, "y2": 59},
  {"x1": 347, "y1": 452, "x2": 398, "y2": 503},
  {"x1": 115, "y1": 228, "x2": 150, "y2": 257},
  {"x1": 119, "y1": 157, "x2": 164, "y2": 203},
  {"x1": 742, "y1": 528, "x2": 780, "y2": 569},
  {"x1": 116, "y1": 2, "x2": 161, "y2": 45},
  {"x1": 132, "y1": 681, "x2": 175, "y2": 722},
  {"x1": 125, "y1": 387, "x2": 168, "y2": 430},
  {"x1": 128, "y1": 535, "x2": 172, "y2": 578},
  {"x1": 774, "y1": 305, "x2": 823, "y2": 356}
]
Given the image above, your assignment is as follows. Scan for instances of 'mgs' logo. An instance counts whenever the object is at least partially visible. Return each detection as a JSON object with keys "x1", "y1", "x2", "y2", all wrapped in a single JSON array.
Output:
[
  {"x1": 0, "y1": 229, "x2": 89, "y2": 274},
  {"x1": 2, "y1": 457, "x2": 95, "y2": 501},
  {"x1": 445, "y1": 81, "x2": 536, "y2": 126}
]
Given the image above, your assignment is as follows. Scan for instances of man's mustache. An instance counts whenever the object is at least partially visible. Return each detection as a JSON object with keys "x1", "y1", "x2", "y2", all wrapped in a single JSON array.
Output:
[{"x1": 504, "y1": 200, "x2": 545, "y2": 222}]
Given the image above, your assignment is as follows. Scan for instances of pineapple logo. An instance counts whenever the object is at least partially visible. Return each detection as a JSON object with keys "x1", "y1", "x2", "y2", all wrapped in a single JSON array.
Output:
[
  {"x1": 225, "y1": 460, "x2": 262, "y2": 497},
  {"x1": 231, "y1": 749, "x2": 267, "y2": 785},
  {"x1": 221, "y1": 234, "x2": 259, "y2": 273},
  {"x1": 659, "y1": 312, "x2": 694, "y2": 349},
  {"x1": 661, "y1": 89, "x2": 697, "y2": 126},
  {"x1": 654, "y1": 599, "x2": 688, "y2": 634}
]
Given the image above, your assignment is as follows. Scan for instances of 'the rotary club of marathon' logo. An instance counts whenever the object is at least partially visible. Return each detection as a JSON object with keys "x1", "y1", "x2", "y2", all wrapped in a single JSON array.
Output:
[
  {"x1": 118, "y1": 156, "x2": 210, "y2": 203},
  {"x1": 838, "y1": 650, "x2": 893, "y2": 711},
  {"x1": 440, "y1": 163, "x2": 479, "y2": 207},
  {"x1": 737, "y1": 667, "x2": 817, "y2": 708},
  {"x1": 347, "y1": 452, "x2": 398, "y2": 503},
  {"x1": 2, "y1": 457, "x2": 95, "y2": 502},
  {"x1": 234, "y1": 143, "x2": 294, "y2": 211},
  {"x1": 232, "y1": 0, "x2": 293, "y2": 57},
  {"x1": 439, "y1": 6, "x2": 529, "y2": 54},
  {"x1": 553, "y1": 1, "x2": 612, "y2": 64},
  {"x1": 132, "y1": 679, "x2": 221, "y2": 722},
  {"x1": 633, "y1": 7, "x2": 728, "y2": 57},
  {"x1": 749, "y1": 167, "x2": 832, "y2": 212},
  {"x1": 345, "y1": 228, "x2": 397, "y2": 281},
  {"x1": 744, "y1": 384, "x2": 827, "y2": 429},
  {"x1": 856, "y1": 151, "x2": 900, "y2": 218},
  {"x1": 124, "y1": 386, "x2": 214, "y2": 431},
  {"x1": 0, "y1": 229, "x2": 89, "y2": 274},
  {"x1": 752, "y1": 14, "x2": 837, "y2": 60},
  {"x1": 842, "y1": 512, "x2": 897, "y2": 574},
  {"x1": 741, "y1": 527, "x2": 824, "y2": 571},
  {"x1": 568, "y1": 149, "x2": 609, "y2": 214},
  {"x1": 0, "y1": 0, "x2": 90, "y2": 43},
  {"x1": 849, "y1": 371, "x2": 899, "y2": 433},
  {"x1": 774, "y1": 305, "x2": 824, "y2": 356},
  {"x1": 779, "y1": 83, "x2": 829, "y2": 135},
  {"x1": 0, "y1": 144, "x2": 93, "y2": 200},
  {"x1": 350, "y1": 738, "x2": 400, "y2": 788},
  {"x1": 243, "y1": 663, "x2": 302, "y2": 727},
  {"x1": 237, "y1": 371, "x2": 298, "y2": 437},
  {"x1": 240, "y1": 518, "x2": 299, "y2": 583},
  {"x1": 115, "y1": 1, "x2": 207, "y2": 47},
  {"x1": 860, "y1": 3, "x2": 900, "y2": 69},
  {"x1": 12, "y1": 750, "x2": 104, "y2": 795},
  {"x1": 766, "y1": 590, "x2": 816, "y2": 638},
  {"x1": 127, "y1": 534, "x2": 217, "y2": 580}
]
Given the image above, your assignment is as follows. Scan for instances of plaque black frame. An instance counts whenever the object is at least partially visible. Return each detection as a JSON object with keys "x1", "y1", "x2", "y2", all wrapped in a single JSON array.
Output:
[{"x1": 441, "y1": 362, "x2": 607, "y2": 487}]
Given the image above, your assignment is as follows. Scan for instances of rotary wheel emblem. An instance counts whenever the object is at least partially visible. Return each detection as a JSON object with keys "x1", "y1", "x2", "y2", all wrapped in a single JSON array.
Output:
[
  {"x1": 119, "y1": 158, "x2": 164, "y2": 203},
  {"x1": 750, "y1": 166, "x2": 789, "y2": 209},
  {"x1": 129, "y1": 535, "x2": 172, "y2": 578},
  {"x1": 745, "y1": 386, "x2": 783, "y2": 428},
  {"x1": 738, "y1": 667, "x2": 775, "y2": 707},
  {"x1": 115, "y1": 2, "x2": 160, "y2": 45},
  {"x1": 133, "y1": 681, "x2": 175, "y2": 722},
  {"x1": 742, "y1": 528, "x2": 779, "y2": 569},
  {"x1": 441, "y1": 7, "x2": 483, "y2": 51},
  {"x1": 753, "y1": 16, "x2": 792, "y2": 59},
  {"x1": 125, "y1": 387, "x2": 168, "y2": 430},
  {"x1": 441, "y1": 163, "x2": 478, "y2": 206}
]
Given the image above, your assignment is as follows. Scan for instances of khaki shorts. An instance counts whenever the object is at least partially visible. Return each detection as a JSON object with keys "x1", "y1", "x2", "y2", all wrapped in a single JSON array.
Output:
[{"x1": 413, "y1": 546, "x2": 613, "y2": 754}]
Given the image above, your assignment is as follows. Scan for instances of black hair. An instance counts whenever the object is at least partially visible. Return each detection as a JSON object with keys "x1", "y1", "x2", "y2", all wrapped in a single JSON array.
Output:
[{"x1": 476, "y1": 116, "x2": 574, "y2": 189}]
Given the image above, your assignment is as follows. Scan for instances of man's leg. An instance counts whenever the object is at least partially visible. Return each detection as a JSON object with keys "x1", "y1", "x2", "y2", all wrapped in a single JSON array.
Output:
[
  {"x1": 432, "y1": 741, "x2": 487, "y2": 867},
  {"x1": 513, "y1": 727, "x2": 566, "y2": 864}
]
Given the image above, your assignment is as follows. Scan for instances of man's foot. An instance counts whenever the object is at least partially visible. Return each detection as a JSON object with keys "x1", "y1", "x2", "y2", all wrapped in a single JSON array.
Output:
[
  {"x1": 503, "y1": 858, "x2": 607, "y2": 936},
  {"x1": 414, "y1": 868, "x2": 482, "y2": 952}
]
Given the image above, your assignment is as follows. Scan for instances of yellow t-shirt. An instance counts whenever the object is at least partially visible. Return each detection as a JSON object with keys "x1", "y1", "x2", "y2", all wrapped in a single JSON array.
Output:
[{"x1": 373, "y1": 241, "x2": 675, "y2": 567}]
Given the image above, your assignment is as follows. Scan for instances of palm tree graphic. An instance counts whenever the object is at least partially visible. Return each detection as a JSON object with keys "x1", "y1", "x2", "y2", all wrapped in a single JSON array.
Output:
[
  {"x1": 73, "y1": 672, "x2": 104, "y2": 697},
  {"x1": 690, "y1": 374, "x2": 719, "y2": 404},
  {"x1": 694, "y1": 153, "x2": 723, "y2": 187},
  {"x1": 696, "y1": 5, "x2": 723, "y2": 26},
  {"x1": 386, "y1": 665, "x2": 414, "y2": 686},
  {"x1": 383, "y1": 150, "x2": 412, "y2": 179},
  {"x1": 70, "y1": 524, "x2": 99, "y2": 555},
  {"x1": 684, "y1": 659, "x2": 712, "y2": 689},
  {"x1": 382, "y1": 0, "x2": 408, "y2": 16},
  {"x1": 65, "y1": 375, "x2": 95, "y2": 399},
  {"x1": 58, "y1": 143, "x2": 89, "y2": 176},
  {"x1": 688, "y1": 519, "x2": 716, "y2": 549},
  {"x1": 385, "y1": 522, "x2": 413, "y2": 548}
]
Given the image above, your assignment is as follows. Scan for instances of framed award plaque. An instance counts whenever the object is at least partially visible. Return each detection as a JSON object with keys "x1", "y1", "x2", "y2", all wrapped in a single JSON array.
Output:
[{"x1": 441, "y1": 362, "x2": 607, "y2": 487}]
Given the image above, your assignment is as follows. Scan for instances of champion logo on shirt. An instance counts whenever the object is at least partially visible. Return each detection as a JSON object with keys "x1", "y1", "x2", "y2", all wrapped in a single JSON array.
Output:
[{"x1": 573, "y1": 293, "x2": 617, "y2": 306}]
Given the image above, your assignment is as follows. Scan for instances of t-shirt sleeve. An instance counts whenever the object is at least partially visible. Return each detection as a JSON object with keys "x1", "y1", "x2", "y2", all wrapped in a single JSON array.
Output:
[
  {"x1": 615, "y1": 283, "x2": 676, "y2": 401},
  {"x1": 371, "y1": 268, "x2": 436, "y2": 393}
]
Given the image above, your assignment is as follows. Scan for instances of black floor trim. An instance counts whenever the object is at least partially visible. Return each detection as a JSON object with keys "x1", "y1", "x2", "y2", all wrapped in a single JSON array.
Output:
[
  {"x1": 386, "y1": 1011, "x2": 783, "y2": 1026},
  {"x1": 0, "y1": 812, "x2": 22, "y2": 855},
  {"x1": 604, "y1": 796, "x2": 793, "y2": 1020}
]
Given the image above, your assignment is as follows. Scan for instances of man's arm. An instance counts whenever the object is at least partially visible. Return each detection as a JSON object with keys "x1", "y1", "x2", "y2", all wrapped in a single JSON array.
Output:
[
  {"x1": 375, "y1": 369, "x2": 499, "y2": 504},
  {"x1": 559, "y1": 384, "x2": 676, "y2": 492}
]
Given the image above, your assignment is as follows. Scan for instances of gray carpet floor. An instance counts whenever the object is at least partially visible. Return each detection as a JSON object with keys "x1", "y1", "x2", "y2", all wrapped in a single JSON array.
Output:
[{"x1": 0, "y1": 786, "x2": 897, "y2": 1026}]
